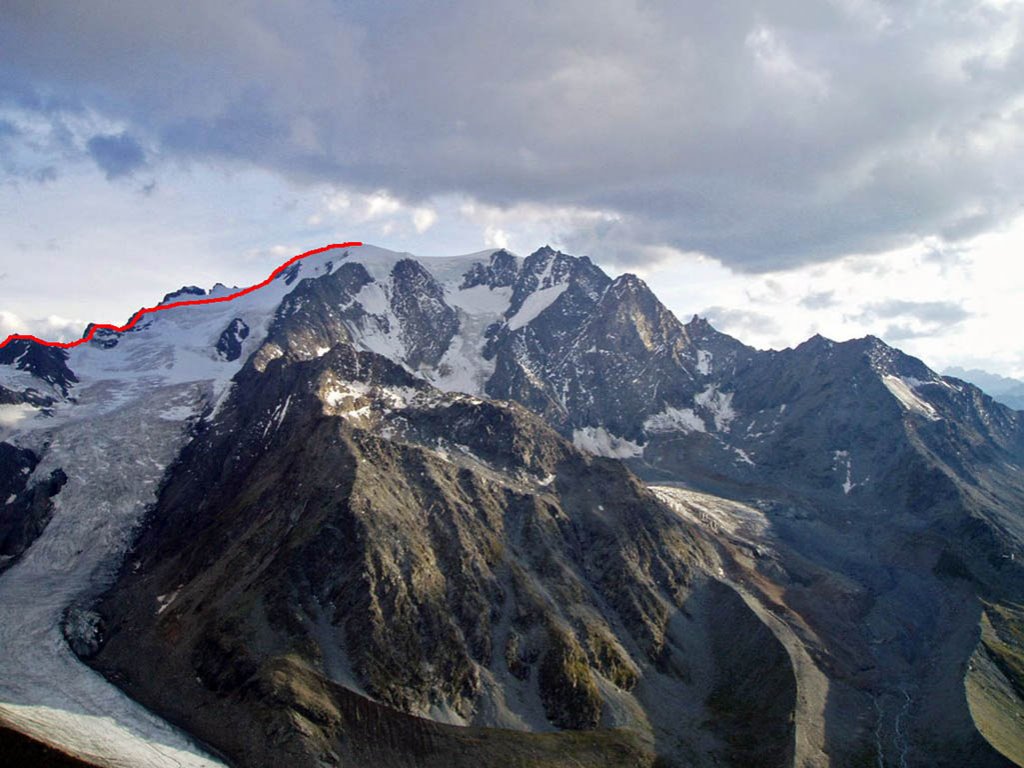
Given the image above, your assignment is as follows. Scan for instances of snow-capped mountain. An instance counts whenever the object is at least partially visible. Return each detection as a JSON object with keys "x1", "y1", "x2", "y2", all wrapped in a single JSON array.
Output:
[{"x1": 2, "y1": 243, "x2": 1023, "y2": 768}]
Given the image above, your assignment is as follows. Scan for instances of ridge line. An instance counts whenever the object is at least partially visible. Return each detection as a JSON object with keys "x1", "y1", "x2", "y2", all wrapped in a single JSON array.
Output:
[{"x1": 0, "y1": 241, "x2": 363, "y2": 351}]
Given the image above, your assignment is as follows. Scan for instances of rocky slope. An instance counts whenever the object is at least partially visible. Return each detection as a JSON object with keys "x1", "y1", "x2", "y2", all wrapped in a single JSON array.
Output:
[{"x1": 87, "y1": 336, "x2": 797, "y2": 767}]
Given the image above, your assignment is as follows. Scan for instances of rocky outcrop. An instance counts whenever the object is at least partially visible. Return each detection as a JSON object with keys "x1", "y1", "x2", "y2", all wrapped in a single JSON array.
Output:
[
  {"x1": 460, "y1": 249, "x2": 519, "y2": 290},
  {"x1": 389, "y1": 258, "x2": 459, "y2": 368},
  {"x1": 215, "y1": 318, "x2": 249, "y2": 361},
  {"x1": 0, "y1": 443, "x2": 66, "y2": 573},
  {"x1": 0, "y1": 340, "x2": 78, "y2": 396}
]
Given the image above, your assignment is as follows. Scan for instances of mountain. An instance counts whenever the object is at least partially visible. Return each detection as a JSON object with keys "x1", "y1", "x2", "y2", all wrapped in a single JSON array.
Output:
[
  {"x1": 88, "y1": 341, "x2": 794, "y2": 768},
  {"x1": 1, "y1": 243, "x2": 1022, "y2": 767},
  {"x1": 945, "y1": 366, "x2": 1024, "y2": 412}
]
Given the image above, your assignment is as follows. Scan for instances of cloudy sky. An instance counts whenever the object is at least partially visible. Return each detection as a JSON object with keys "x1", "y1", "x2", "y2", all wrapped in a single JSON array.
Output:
[{"x1": 2, "y1": 0, "x2": 1024, "y2": 377}]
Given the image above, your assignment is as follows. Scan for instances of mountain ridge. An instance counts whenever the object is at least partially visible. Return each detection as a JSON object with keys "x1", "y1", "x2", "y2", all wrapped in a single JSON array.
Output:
[{"x1": 0, "y1": 242, "x2": 364, "y2": 352}]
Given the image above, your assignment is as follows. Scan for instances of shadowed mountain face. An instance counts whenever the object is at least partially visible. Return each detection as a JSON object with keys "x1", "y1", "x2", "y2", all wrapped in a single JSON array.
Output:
[
  {"x1": 2, "y1": 244, "x2": 1023, "y2": 767},
  {"x1": 88, "y1": 337, "x2": 797, "y2": 767},
  {"x1": 0, "y1": 341, "x2": 77, "y2": 397}
]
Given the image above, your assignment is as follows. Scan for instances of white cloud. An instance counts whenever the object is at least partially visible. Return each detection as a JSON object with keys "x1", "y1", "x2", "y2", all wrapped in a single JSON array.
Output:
[
  {"x1": 323, "y1": 193, "x2": 352, "y2": 214},
  {"x1": 0, "y1": 310, "x2": 25, "y2": 339},
  {"x1": 38, "y1": 314, "x2": 86, "y2": 341},
  {"x1": 0, "y1": 311, "x2": 84, "y2": 342},
  {"x1": 412, "y1": 207, "x2": 437, "y2": 233},
  {"x1": 459, "y1": 199, "x2": 621, "y2": 255},
  {"x1": 364, "y1": 191, "x2": 402, "y2": 220},
  {"x1": 483, "y1": 226, "x2": 510, "y2": 250},
  {"x1": 315, "y1": 189, "x2": 421, "y2": 230}
]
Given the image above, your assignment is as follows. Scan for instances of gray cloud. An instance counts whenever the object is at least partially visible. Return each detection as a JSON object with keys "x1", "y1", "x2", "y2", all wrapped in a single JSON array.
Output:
[
  {"x1": 4, "y1": 1, "x2": 1024, "y2": 270},
  {"x1": 922, "y1": 242, "x2": 971, "y2": 272},
  {"x1": 0, "y1": 117, "x2": 61, "y2": 184},
  {"x1": 799, "y1": 290, "x2": 837, "y2": 310},
  {"x1": 880, "y1": 322, "x2": 935, "y2": 342},
  {"x1": 859, "y1": 299, "x2": 970, "y2": 326},
  {"x1": 852, "y1": 298, "x2": 970, "y2": 342},
  {"x1": 34, "y1": 166, "x2": 57, "y2": 183},
  {"x1": 86, "y1": 133, "x2": 146, "y2": 179},
  {"x1": 702, "y1": 305, "x2": 781, "y2": 338}
]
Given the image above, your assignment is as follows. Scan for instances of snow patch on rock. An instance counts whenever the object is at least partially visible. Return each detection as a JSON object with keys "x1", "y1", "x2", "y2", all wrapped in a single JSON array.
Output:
[
  {"x1": 506, "y1": 284, "x2": 568, "y2": 331},
  {"x1": 881, "y1": 375, "x2": 940, "y2": 420},
  {"x1": 572, "y1": 426, "x2": 643, "y2": 459},
  {"x1": 155, "y1": 589, "x2": 181, "y2": 616},
  {"x1": 733, "y1": 447, "x2": 756, "y2": 466},
  {"x1": 694, "y1": 385, "x2": 736, "y2": 431},
  {"x1": 426, "y1": 284, "x2": 512, "y2": 396},
  {"x1": 644, "y1": 406, "x2": 706, "y2": 434},
  {"x1": 0, "y1": 403, "x2": 38, "y2": 432},
  {"x1": 832, "y1": 450, "x2": 864, "y2": 495}
]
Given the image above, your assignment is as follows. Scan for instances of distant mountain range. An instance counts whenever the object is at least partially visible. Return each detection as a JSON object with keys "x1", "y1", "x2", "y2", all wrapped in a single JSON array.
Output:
[
  {"x1": 1, "y1": 244, "x2": 1023, "y2": 768},
  {"x1": 945, "y1": 366, "x2": 1024, "y2": 411}
]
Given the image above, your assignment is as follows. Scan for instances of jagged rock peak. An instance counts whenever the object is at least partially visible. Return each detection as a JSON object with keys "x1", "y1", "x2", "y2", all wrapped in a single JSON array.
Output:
[
  {"x1": 685, "y1": 314, "x2": 711, "y2": 329},
  {"x1": 216, "y1": 318, "x2": 250, "y2": 362},
  {"x1": 460, "y1": 248, "x2": 520, "y2": 290},
  {"x1": 487, "y1": 248, "x2": 519, "y2": 284},
  {"x1": 159, "y1": 286, "x2": 205, "y2": 305},
  {"x1": 796, "y1": 332, "x2": 836, "y2": 352},
  {"x1": 848, "y1": 333, "x2": 889, "y2": 358},
  {"x1": 608, "y1": 273, "x2": 649, "y2": 293},
  {"x1": 521, "y1": 245, "x2": 588, "y2": 275},
  {"x1": 683, "y1": 314, "x2": 713, "y2": 338},
  {"x1": 854, "y1": 335, "x2": 937, "y2": 381}
]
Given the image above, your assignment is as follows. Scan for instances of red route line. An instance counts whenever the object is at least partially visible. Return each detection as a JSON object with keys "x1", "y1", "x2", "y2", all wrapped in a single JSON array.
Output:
[{"x1": 0, "y1": 242, "x2": 364, "y2": 351}]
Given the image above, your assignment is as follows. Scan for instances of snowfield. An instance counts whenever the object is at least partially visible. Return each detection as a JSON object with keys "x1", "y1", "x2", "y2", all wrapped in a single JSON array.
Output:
[
  {"x1": 572, "y1": 425, "x2": 644, "y2": 459},
  {"x1": 0, "y1": 251, "x2": 313, "y2": 764},
  {"x1": 881, "y1": 374, "x2": 941, "y2": 421},
  {"x1": 0, "y1": 378, "x2": 225, "y2": 767}
]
